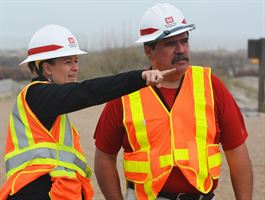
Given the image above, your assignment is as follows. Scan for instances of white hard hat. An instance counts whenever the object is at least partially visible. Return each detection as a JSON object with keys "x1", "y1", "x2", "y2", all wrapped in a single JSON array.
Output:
[
  {"x1": 20, "y1": 24, "x2": 87, "y2": 65},
  {"x1": 136, "y1": 3, "x2": 195, "y2": 43}
]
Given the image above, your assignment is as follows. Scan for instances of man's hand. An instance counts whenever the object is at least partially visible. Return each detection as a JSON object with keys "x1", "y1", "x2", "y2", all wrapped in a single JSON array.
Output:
[{"x1": 141, "y1": 68, "x2": 176, "y2": 88}]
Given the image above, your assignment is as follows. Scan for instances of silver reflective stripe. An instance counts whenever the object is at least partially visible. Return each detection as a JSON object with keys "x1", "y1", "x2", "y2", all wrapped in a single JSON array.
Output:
[
  {"x1": 12, "y1": 101, "x2": 29, "y2": 148},
  {"x1": 5, "y1": 148, "x2": 56, "y2": 171},
  {"x1": 5, "y1": 147, "x2": 86, "y2": 173},
  {"x1": 63, "y1": 115, "x2": 73, "y2": 147},
  {"x1": 58, "y1": 150, "x2": 86, "y2": 172}
]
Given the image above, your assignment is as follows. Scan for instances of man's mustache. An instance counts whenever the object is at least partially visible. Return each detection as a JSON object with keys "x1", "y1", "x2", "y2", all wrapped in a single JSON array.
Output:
[{"x1": 172, "y1": 54, "x2": 189, "y2": 64}]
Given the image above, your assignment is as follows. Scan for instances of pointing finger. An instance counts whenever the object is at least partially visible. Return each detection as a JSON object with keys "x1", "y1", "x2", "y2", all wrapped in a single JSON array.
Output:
[{"x1": 161, "y1": 68, "x2": 176, "y2": 76}]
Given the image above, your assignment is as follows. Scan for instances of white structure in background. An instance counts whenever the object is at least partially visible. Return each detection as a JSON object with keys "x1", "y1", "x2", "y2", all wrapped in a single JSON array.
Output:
[{"x1": 0, "y1": 79, "x2": 24, "y2": 99}]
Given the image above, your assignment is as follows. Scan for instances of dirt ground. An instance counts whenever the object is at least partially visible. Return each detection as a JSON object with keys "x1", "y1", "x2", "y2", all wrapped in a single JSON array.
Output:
[{"x1": 0, "y1": 96, "x2": 264, "y2": 199}]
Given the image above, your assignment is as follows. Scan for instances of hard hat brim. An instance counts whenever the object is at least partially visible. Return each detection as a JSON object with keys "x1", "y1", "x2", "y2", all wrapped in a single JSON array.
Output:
[
  {"x1": 19, "y1": 49, "x2": 87, "y2": 66},
  {"x1": 135, "y1": 24, "x2": 195, "y2": 44}
]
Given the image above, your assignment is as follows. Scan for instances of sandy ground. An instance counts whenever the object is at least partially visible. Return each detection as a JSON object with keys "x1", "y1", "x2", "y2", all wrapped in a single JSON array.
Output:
[{"x1": 0, "y1": 94, "x2": 264, "y2": 199}]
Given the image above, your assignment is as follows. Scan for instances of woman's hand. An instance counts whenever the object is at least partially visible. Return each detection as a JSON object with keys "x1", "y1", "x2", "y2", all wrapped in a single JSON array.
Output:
[{"x1": 141, "y1": 68, "x2": 176, "y2": 88}]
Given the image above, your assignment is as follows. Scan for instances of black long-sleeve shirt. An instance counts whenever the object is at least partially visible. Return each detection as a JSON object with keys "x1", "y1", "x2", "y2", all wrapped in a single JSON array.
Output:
[
  {"x1": 26, "y1": 70, "x2": 146, "y2": 130},
  {"x1": 7, "y1": 70, "x2": 145, "y2": 199}
]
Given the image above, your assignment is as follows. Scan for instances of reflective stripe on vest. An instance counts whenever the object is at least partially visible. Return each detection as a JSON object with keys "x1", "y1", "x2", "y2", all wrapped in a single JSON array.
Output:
[
  {"x1": 5, "y1": 143, "x2": 87, "y2": 178},
  {"x1": 5, "y1": 81, "x2": 90, "y2": 179},
  {"x1": 122, "y1": 66, "x2": 222, "y2": 198}
]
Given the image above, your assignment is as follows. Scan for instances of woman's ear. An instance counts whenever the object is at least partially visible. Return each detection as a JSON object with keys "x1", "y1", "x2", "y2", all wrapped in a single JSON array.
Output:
[{"x1": 42, "y1": 62, "x2": 52, "y2": 76}]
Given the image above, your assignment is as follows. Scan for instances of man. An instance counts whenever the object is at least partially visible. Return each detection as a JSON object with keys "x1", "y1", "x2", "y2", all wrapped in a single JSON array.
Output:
[{"x1": 94, "y1": 3, "x2": 253, "y2": 200}]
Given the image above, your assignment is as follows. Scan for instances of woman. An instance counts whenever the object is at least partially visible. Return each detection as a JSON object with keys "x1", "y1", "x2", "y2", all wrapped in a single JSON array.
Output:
[{"x1": 0, "y1": 24, "x2": 174, "y2": 200}]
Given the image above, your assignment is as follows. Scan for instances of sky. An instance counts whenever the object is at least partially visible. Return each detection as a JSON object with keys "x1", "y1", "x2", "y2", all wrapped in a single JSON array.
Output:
[{"x1": 0, "y1": 0, "x2": 264, "y2": 51}]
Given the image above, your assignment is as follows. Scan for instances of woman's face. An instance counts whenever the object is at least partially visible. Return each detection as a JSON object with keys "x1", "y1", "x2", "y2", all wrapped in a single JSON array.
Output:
[{"x1": 43, "y1": 55, "x2": 79, "y2": 84}]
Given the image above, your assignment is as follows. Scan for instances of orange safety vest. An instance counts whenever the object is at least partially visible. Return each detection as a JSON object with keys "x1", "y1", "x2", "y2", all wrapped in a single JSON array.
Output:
[
  {"x1": 0, "y1": 81, "x2": 93, "y2": 200},
  {"x1": 122, "y1": 66, "x2": 222, "y2": 199}
]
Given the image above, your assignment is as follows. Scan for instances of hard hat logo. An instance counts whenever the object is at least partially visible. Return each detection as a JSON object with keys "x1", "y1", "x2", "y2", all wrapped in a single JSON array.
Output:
[
  {"x1": 164, "y1": 16, "x2": 176, "y2": 28},
  {"x1": 68, "y1": 37, "x2": 78, "y2": 48},
  {"x1": 68, "y1": 37, "x2": 75, "y2": 44},
  {"x1": 135, "y1": 3, "x2": 196, "y2": 44},
  {"x1": 20, "y1": 24, "x2": 87, "y2": 65},
  {"x1": 165, "y1": 16, "x2": 174, "y2": 24}
]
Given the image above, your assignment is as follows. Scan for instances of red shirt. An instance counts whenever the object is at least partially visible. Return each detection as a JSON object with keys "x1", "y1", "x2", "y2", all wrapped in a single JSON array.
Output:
[{"x1": 94, "y1": 74, "x2": 248, "y2": 194}]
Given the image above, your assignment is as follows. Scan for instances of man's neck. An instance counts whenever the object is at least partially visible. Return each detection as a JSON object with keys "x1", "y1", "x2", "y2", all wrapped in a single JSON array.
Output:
[
  {"x1": 161, "y1": 80, "x2": 180, "y2": 88},
  {"x1": 161, "y1": 73, "x2": 184, "y2": 89},
  {"x1": 150, "y1": 65, "x2": 186, "y2": 89}
]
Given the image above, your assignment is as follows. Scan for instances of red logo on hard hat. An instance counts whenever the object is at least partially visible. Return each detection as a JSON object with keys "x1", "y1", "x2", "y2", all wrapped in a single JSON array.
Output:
[
  {"x1": 68, "y1": 37, "x2": 75, "y2": 44},
  {"x1": 165, "y1": 16, "x2": 174, "y2": 24},
  {"x1": 182, "y1": 19, "x2": 187, "y2": 24}
]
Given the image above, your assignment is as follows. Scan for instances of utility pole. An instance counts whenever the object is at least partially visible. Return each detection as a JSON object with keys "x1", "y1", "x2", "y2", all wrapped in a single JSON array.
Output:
[{"x1": 248, "y1": 38, "x2": 265, "y2": 112}]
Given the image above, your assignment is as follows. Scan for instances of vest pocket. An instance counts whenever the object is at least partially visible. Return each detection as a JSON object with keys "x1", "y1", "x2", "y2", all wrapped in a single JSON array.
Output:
[
  {"x1": 123, "y1": 150, "x2": 150, "y2": 183},
  {"x1": 207, "y1": 144, "x2": 222, "y2": 179}
]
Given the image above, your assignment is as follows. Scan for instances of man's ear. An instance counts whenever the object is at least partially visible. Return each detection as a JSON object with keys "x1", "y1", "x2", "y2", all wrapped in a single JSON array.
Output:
[{"x1": 144, "y1": 45, "x2": 153, "y2": 60}]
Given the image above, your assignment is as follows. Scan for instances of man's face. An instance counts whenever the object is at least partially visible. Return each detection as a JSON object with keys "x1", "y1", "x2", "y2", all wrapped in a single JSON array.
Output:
[{"x1": 145, "y1": 32, "x2": 190, "y2": 77}]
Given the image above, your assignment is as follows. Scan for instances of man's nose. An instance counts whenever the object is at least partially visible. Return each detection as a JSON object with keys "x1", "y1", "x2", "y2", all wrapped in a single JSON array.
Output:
[{"x1": 174, "y1": 42, "x2": 186, "y2": 53}]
